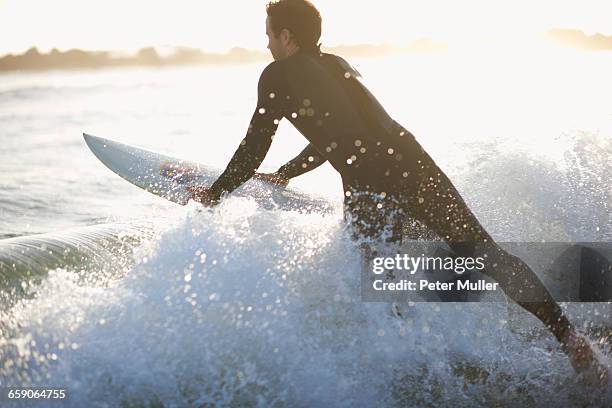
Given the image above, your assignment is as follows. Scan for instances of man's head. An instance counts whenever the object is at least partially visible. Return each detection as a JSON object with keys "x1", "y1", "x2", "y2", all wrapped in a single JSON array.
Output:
[{"x1": 265, "y1": 0, "x2": 322, "y2": 60}]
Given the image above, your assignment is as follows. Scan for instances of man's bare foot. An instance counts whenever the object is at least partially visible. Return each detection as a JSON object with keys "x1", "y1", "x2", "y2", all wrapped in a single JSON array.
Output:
[{"x1": 561, "y1": 330, "x2": 610, "y2": 388}]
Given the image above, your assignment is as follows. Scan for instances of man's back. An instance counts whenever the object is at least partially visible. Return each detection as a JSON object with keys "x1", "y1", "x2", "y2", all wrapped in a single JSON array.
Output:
[
  {"x1": 208, "y1": 49, "x2": 430, "y2": 198},
  {"x1": 253, "y1": 50, "x2": 430, "y2": 191}
]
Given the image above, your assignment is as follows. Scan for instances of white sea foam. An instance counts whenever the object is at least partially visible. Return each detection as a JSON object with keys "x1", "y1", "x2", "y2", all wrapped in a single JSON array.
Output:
[{"x1": 1, "y1": 197, "x2": 610, "y2": 406}]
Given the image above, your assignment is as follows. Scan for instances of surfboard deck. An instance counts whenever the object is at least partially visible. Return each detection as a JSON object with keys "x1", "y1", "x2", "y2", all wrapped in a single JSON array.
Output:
[{"x1": 82, "y1": 133, "x2": 335, "y2": 212}]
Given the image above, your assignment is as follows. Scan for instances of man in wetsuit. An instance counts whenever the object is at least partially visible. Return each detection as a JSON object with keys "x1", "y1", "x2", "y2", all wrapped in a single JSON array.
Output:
[{"x1": 188, "y1": 0, "x2": 608, "y2": 386}]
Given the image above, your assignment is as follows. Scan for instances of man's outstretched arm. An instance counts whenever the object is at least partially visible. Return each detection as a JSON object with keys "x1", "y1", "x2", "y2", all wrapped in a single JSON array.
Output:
[
  {"x1": 190, "y1": 65, "x2": 283, "y2": 204},
  {"x1": 255, "y1": 143, "x2": 326, "y2": 186},
  {"x1": 277, "y1": 143, "x2": 325, "y2": 179}
]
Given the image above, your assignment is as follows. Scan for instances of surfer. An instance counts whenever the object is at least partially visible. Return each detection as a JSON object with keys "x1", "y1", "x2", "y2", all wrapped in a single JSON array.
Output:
[{"x1": 188, "y1": 0, "x2": 609, "y2": 386}]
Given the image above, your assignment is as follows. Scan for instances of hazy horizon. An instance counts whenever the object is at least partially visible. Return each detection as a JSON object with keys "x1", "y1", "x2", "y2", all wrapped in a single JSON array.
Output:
[
  {"x1": 1, "y1": 40, "x2": 445, "y2": 60},
  {"x1": 1, "y1": 0, "x2": 611, "y2": 57},
  {"x1": 3, "y1": 28, "x2": 612, "y2": 60}
]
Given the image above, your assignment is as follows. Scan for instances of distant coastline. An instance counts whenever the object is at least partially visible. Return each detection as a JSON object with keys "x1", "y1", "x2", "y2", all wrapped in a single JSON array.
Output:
[
  {"x1": 0, "y1": 39, "x2": 446, "y2": 73},
  {"x1": 544, "y1": 28, "x2": 612, "y2": 50},
  {"x1": 2, "y1": 28, "x2": 610, "y2": 73}
]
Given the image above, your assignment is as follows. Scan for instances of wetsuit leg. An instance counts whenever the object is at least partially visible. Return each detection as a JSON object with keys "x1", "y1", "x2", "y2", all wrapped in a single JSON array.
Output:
[
  {"x1": 343, "y1": 185, "x2": 408, "y2": 304},
  {"x1": 343, "y1": 185, "x2": 404, "y2": 245},
  {"x1": 407, "y1": 168, "x2": 572, "y2": 342}
]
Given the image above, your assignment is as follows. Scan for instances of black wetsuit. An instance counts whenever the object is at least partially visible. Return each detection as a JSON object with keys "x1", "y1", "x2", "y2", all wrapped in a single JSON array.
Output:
[
  {"x1": 208, "y1": 49, "x2": 572, "y2": 341},
  {"x1": 209, "y1": 50, "x2": 462, "y2": 240}
]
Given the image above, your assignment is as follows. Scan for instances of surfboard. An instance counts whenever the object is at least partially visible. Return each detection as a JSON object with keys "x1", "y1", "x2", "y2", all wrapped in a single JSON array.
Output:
[{"x1": 82, "y1": 133, "x2": 335, "y2": 212}]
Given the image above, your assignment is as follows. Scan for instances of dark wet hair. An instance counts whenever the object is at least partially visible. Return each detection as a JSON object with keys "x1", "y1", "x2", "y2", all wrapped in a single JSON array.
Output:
[{"x1": 266, "y1": 0, "x2": 322, "y2": 52}]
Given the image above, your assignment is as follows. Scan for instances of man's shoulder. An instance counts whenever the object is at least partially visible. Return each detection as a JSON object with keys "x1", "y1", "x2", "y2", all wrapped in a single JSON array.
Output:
[
  {"x1": 261, "y1": 59, "x2": 289, "y2": 76},
  {"x1": 257, "y1": 52, "x2": 358, "y2": 85},
  {"x1": 320, "y1": 52, "x2": 344, "y2": 61},
  {"x1": 320, "y1": 52, "x2": 361, "y2": 77},
  {"x1": 257, "y1": 61, "x2": 288, "y2": 95},
  {"x1": 321, "y1": 52, "x2": 351, "y2": 65},
  {"x1": 258, "y1": 60, "x2": 286, "y2": 84}
]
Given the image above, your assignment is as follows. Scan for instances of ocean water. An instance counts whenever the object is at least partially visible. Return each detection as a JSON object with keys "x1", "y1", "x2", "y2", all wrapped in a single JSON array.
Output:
[{"x1": 1, "y1": 49, "x2": 612, "y2": 406}]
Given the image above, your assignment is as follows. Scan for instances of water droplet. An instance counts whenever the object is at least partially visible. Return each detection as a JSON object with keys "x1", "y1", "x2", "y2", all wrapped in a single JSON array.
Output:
[
  {"x1": 307, "y1": 156, "x2": 314, "y2": 162},
  {"x1": 344, "y1": 72, "x2": 351, "y2": 79},
  {"x1": 345, "y1": 191, "x2": 352, "y2": 197},
  {"x1": 354, "y1": 139, "x2": 362, "y2": 147},
  {"x1": 291, "y1": 112, "x2": 298, "y2": 118},
  {"x1": 269, "y1": 92, "x2": 275, "y2": 99},
  {"x1": 387, "y1": 148, "x2": 394, "y2": 154},
  {"x1": 360, "y1": 147, "x2": 366, "y2": 153},
  {"x1": 331, "y1": 142, "x2": 338, "y2": 148},
  {"x1": 418, "y1": 197, "x2": 425, "y2": 204},
  {"x1": 258, "y1": 108, "x2": 266, "y2": 114},
  {"x1": 299, "y1": 108, "x2": 306, "y2": 116},
  {"x1": 303, "y1": 98, "x2": 311, "y2": 106}
]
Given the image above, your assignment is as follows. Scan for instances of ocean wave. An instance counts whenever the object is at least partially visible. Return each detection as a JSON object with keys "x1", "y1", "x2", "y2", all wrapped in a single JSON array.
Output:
[
  {"x1": 0, "y1": 222, "x2": 156, "y2": 290},
  {"x1": 0, "y1": 199, "x2": 610, "y2": 406}
]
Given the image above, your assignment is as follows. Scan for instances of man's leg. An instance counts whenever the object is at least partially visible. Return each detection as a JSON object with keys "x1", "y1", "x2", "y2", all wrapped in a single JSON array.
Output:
[
  {"x1": 343, "y1": 186, "x2": 404, "y2": 246},
  {"x1": 408, "y1": 169, "x2": 609, "y2": 386},
  {"x1": 344, "y1": 186, "x2": 412, "y2": 318}
]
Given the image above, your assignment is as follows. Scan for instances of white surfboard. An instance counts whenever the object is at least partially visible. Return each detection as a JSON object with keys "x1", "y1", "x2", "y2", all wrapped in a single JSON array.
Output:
[{"x1": 82, "y1": 133, "x2": 335, "y2": 212}]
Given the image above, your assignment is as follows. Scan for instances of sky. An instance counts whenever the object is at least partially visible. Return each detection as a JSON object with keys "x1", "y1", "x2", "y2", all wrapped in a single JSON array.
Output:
[{"x1": 0, "y1": 0, "x2": 611, "y2": 56}]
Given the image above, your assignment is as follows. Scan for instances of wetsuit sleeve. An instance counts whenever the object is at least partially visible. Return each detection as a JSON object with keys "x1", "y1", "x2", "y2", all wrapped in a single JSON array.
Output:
[
  {"x1": 208, "y1": 65, "x2": 284, "y2": 199},
  {"x1": 276, "y1": 143, "x2": 326, "y2": 179}
]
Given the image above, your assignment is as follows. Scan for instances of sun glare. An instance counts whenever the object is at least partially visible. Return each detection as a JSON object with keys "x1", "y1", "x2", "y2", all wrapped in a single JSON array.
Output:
[{"x1": 0, "y1": 0, "x2": 610, "y2": 56}]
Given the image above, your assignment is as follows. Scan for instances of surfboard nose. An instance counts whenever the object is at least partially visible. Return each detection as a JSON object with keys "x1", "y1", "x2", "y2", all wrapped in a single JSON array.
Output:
[
  {"x1": 83, "y1": 133, "x2": 103, "y2": 147},
  {"x1": 83, "y1": 133, "x2": 108, "y2": 158}
]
